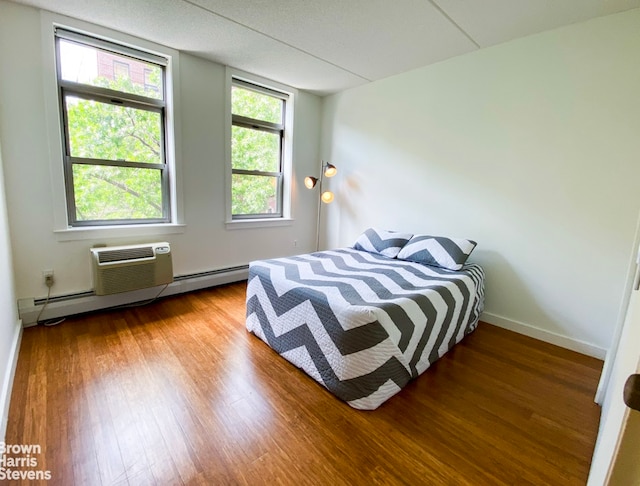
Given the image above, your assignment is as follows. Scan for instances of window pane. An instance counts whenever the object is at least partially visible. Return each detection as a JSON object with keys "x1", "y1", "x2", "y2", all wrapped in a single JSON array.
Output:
[
  {"x1": 232, "y1": 174, "x2": 278, "y2": 215},
  {"x1": 59, "y1": 39, "x2": 163, "y2": 100},
  {"x1": 232, "y1": 126, "x2": 280, "y2": 172},
  {"x1": 65, "y1": 96, "x2": 162, "y2": 164},
  {"x1": 231, "y1": 86, "x2": 282, "y2": 124},
  {"x1": 72, "y1": 165, "x2": 163, "y2": 221}
]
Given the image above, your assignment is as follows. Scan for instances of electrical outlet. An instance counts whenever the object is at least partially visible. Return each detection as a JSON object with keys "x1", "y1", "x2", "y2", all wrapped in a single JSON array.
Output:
[{"x1": 43, "y1": 269, "x2": 54, "y2": 287}]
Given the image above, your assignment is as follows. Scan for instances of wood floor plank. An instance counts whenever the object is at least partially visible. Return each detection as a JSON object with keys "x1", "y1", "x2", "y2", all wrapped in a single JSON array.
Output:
[{"x1": 5, "y1": 282, "x2": 602, "y2": 485}]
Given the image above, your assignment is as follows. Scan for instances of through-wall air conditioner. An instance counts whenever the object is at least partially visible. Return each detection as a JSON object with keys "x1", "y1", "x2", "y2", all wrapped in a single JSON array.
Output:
[{"x1": 90, "y1": 242, "x2": 173, "y2": 296}]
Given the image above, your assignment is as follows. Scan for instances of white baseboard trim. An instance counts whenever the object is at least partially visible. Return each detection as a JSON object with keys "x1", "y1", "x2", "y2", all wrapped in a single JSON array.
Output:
[
  {"x1": 19, "y1": 267, "x2": 249, "y2": 327},
  {"x1": 480, "y1": 312, "x2": 607, "y2": 359},
  {"x1": 1, "y1": 320, "x2": 23, "y2": 442}
]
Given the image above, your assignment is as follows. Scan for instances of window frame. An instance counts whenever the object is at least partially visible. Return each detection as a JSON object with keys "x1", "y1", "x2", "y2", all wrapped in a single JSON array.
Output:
[
  {"x1": 54, "y1": 28, "x2": 171, "y2": 227},
  {"x1": 229, "y1": 77, "x2": 291, "y2": 221}
]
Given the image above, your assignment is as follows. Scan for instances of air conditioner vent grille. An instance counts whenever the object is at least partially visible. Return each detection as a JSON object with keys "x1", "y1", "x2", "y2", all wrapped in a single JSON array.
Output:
[
  {"x1": 100, "y1": 264, "x2": 157, "y2": 295},
  {"x1": 98, "y1": 246, "x2": 154, "y2": 263}
]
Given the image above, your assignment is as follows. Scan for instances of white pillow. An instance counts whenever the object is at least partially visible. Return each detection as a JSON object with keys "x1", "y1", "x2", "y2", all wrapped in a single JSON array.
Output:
[{"x1": 397, "y1": 235, "x2": 477, "y2": 270}]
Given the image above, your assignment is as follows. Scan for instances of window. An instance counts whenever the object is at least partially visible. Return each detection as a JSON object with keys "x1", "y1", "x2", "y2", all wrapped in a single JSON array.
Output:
[
  {"x1": 231, "y1": 79, "x2": 288, "y2": 219},
  {"x1": 113, "y1": 60, "x2": 130, "y2": 80},
  {"x1": 55, "y1": 28, "x2": 170, "y2": 226}
]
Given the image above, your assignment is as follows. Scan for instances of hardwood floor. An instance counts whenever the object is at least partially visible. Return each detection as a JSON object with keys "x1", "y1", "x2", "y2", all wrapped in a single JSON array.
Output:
[{"x1": 6, "y1": 282, "x2": 602, "y2": 485}]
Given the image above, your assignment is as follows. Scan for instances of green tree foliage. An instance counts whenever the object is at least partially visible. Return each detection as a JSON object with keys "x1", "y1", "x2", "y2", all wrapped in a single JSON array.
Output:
[
  {"x1": 66, "y1": 96, "x2": 161, "y2": 164},
  {"x1": 72, "y1": 165, "x2": 162, "y2": 221},
  {"x1": 231, "y1": 86, "x2": 282, "y2": 124},
  {"x1": 66, "y1": 74, "x2": 164, "y2": 221},
  {"x1": 231, "y1": 86, "x2": 283, "y2": 216}
]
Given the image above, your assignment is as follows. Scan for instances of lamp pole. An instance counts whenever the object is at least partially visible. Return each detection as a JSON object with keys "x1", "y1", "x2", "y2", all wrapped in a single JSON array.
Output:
[{"x1": 315, "y1": 161, "x2": 325, "y2": 251}]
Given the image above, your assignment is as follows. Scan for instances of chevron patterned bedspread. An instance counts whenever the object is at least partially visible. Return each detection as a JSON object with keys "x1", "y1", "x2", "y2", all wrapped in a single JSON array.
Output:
[{"x1": 245, "y1": 248, "x2": 485, "y2": 410}]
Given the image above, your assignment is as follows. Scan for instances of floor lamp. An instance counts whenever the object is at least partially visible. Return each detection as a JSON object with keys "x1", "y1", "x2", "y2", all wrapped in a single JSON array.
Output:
[{"x1": 304, "y1": 161, "x2": 337, "y2": 251}]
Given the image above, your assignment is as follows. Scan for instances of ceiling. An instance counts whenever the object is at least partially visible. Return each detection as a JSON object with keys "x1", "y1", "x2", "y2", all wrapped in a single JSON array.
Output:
[{"x1": 10, "y1": 0, "x2": 640, "y2": 96}]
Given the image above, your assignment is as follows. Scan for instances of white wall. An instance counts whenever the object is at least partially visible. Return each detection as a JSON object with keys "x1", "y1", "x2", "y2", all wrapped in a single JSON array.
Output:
[
  {"x1": 0, "y1": 1, "x2": 321, "y2": 302},
  {"x1": 0, "y1": 137, "x2": 22, "y2": 441},
  {"x1": 321, "y1": 9, "x2": 640, "y2": 354}
]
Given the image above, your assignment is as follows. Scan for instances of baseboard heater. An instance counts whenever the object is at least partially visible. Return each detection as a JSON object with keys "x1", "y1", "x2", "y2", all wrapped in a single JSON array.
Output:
[{"x1": 22, "y1": 263, "x2": 249, "y2": 326}]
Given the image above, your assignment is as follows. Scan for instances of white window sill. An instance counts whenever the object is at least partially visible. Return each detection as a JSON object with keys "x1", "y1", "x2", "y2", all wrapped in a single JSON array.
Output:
[
  {"x1": 225, "y1": 218, "x2": 294, "y2": 230},
  {"x1": 54, "y1": 223, "x2": 186, "y2": 242}
]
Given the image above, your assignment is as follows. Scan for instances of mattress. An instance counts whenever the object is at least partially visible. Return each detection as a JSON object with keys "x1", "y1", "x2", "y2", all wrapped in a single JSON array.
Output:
[{"x1": 245, "y1": 248, "x2": 485, "y2": 410}]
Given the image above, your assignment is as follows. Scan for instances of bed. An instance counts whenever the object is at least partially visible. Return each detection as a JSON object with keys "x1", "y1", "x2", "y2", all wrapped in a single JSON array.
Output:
[{"x1": 245, "y1": 236, "x2": 485, "y2": 410}]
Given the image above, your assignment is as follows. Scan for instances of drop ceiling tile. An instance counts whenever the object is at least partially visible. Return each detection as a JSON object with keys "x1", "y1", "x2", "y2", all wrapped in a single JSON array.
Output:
[
  {"x1": 434, "y1": 0, "x2": 640, "y2": 47},
  {"x1": 190, "y1": 0, "x2": 479, "y2": 80}
]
